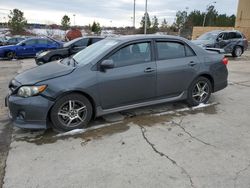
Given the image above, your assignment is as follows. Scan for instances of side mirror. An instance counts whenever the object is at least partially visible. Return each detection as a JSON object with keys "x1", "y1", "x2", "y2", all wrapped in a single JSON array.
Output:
[
  {"x1": 217, "y1": 37, "x2": 223, "y2": 42},
  {"x1": 100, "y1": 59, "x2": 114, "y2": 70},
  {"x1": 20, "y1": 43, "x2": 26, "y2": 46}
]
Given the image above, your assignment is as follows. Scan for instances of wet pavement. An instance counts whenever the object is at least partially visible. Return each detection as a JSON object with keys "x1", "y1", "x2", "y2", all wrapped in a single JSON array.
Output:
[{"x1": 1, "y1": 52, "x2": 250, "y2": 188}]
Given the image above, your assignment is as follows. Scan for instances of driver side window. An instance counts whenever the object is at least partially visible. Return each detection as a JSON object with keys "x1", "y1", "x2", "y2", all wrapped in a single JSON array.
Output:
[{"x1": 108, "y1": 42, "x2": 151, "y2": 68}]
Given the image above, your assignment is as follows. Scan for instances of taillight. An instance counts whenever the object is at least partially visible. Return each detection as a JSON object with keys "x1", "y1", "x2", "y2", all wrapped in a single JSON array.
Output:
[{"x1": 222, "y1": 57, "x2": 228, "y2": 65}]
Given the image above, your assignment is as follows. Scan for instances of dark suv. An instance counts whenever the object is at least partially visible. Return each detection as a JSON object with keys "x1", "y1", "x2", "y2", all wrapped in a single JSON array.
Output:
[{"x1": 192, "y1": 30, "x2": 248, "y2": 57}]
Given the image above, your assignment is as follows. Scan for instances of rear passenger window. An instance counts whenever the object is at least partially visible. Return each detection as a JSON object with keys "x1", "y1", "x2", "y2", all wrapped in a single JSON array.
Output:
[
  {"x1": 235, "y1": 32, "x2": 243, "y2": 39},
  {"x1": 156, "y1": 42, "x2": 185, "y2": 60}
]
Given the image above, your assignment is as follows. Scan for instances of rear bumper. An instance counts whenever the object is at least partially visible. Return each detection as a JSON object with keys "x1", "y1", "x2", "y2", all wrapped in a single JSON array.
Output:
[
  {"x1": 214, "y1": 80, "x2": 228, "y2": 93},
  {"x1": 6, "y1": 95, "x2": 54, "y2": 129}
]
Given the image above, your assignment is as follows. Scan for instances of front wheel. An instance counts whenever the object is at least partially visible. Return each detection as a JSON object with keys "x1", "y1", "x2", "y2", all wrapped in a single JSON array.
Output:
[
  {"x1": 50, "y1": 94, "x2": 93, "y2": 132},
  {"x1": 186, "y1": 77, "x2": 212, "y2": 106}
]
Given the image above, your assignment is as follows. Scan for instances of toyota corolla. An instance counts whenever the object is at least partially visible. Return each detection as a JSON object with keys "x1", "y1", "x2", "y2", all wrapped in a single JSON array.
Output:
[{"x1": 6, "y1": 35, "x2": 228, "y2": 131}]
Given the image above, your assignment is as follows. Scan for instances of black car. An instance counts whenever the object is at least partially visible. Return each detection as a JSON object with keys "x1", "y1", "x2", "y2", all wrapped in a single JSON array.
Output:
[
  {"x1": 192, "y1": 30, "x2": 248, "y2": 57},
  {"x1": 35, "y1": 36, "x2": 104, "y2": 65}
]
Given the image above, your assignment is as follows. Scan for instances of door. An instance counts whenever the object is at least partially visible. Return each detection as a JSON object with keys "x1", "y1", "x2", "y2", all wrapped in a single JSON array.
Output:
[
  {"x1": 215, "y1": 32, "x2": 231, "y2": 52},
  {"x1": 155, "y1": 40, "x2": 200, "y2": 98},
  {"x1": 97, "y1": 41, "x2": 156, "y2": 109},
  {"x1": 17, "y1": 39, "x2": 36, "y2": 57}
]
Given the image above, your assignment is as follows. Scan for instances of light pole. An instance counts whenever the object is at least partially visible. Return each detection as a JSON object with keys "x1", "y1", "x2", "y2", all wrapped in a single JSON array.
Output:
[
  {"x1": 144, "y1": 0, "x2": 148, "y2": 34},
  {"x1": 133, "y1": 0, "x2": 136, "y2": 28},
  {"x1": 203, "y1": 1, "x2": 216, "y2": 27},
  {"x1": 73, "y1": 14, "x2": 76, "y2": 26}
]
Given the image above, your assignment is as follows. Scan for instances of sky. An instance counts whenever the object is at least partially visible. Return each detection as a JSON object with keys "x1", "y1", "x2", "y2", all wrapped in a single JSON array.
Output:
[{"x1": 0, "y1": 0, "x2": 239, "y2": 27}]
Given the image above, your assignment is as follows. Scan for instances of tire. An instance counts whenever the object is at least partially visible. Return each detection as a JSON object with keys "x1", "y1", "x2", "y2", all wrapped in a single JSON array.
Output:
[
  {"x1": 6, "y1": 51, "x2": 15, "y2": 60},
  {"x1": 232, "y1": 46, "x2": 243, "y2": 57},
  {"x1": 186, "y1": 77, "x2": 212, "y2": 106},
  {"x1": 50, "y1": 93, "x2": 93, "y2": 132},
  {"x1": 50, "y1": 55, "x2": 62, "y2": 62},
  {"x1": 36, "y1": 61, "x2": 44, "y2": 66}
]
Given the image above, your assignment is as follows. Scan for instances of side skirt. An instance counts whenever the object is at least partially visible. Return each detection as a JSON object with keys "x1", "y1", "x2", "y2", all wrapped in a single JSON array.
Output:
[{"x1": 96, "y1": 91, "x2": 187, "y2": 117}]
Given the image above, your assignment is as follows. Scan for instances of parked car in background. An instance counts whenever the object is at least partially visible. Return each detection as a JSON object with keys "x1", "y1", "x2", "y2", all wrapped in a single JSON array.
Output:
[
  {"x1": 0, "y1": 37, "x2": 62, "y2": 59},
  {"x1": 0, "y1": 36, "x2": 7, "y2": 46},
  {"x1": 6, "y1": 35, "x2": 228, "y2": 131},
  {"x1": 3, "y1": 36, "x2": 26, "y2": 46},
  {"x1": 35, "y1": 36, "x2": 104, "y2": 65},
  {"x1": 192, "y1": 30, "x2": 248, "y2": 57}
]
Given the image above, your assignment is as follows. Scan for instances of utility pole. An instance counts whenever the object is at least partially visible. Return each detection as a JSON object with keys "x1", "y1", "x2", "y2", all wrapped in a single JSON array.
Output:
[
  {"x1": 144, "y1": 0, "x2": 148, "y2": 34},
  {"x1": 73, "y1": 14, "x2": 76, "y2": 26},
  {"x1": 133, "y1": 0, "x2": 136, "y2": 28}
]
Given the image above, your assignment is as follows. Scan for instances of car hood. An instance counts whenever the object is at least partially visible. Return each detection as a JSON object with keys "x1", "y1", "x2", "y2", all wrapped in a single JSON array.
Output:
[
  {"x1": 15, "y1": 61, "x2": 75, "y2": 85},
  {"x1": 191, "y1": 39, "x2": 214, "y2": 46}
]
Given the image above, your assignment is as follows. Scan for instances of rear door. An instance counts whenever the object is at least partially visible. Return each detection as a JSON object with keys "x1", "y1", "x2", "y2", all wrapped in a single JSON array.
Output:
[
  {"x1": 97, "y1": 40, "x2": 157, "y2": 109},
  {"x1": 155, "y1": 40, "x2": 200, "y2": 98},
  {"x1": 36, "y1": 39, "x2": 51, "y2": 53}
]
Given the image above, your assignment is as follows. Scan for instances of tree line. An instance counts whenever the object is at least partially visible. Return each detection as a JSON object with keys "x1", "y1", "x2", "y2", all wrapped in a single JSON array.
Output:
[{"x1": 6, "y1": 6, "x2": 236, "y2": 36}]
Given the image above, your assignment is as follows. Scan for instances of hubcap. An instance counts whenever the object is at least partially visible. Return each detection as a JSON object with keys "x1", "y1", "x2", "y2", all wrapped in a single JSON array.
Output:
[
  {"x1": 58, "y1": 100, "x2": 87, "y2": 127},
  {"x1": 192, "y1": 81, "x2": 210, "y2": 103},
  {"x1": 235, "y1": 48, "x2": 242, "y2": 57}
]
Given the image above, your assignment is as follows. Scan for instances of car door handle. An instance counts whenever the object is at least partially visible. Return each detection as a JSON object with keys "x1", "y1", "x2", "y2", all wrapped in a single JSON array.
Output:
[
  {"x1": 144, "y1": 67, "x2": 155, "y2": 73},
  {"x1": 189, "y1": 61, "x2": 197, "y2": 66}
]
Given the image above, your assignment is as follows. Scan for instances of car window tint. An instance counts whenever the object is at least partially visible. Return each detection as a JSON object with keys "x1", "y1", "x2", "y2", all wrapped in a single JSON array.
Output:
[
  {"x1": 91, "y1": 38, "x2": 102, "y2": 44},
  {"x1": 223, "y1": 33, "x2": 229, "y2": 40},
  {"x1": 185, "y1": 45, "x2": 196, "y2": 57},
  {"x1": 109, "y1": 42, "x2": 151, "y2": 68},
  {"x1": 235, "y1": 32, "x2": 243, "y2": 39},
  {"x1": 25, "y1": 39, "x2": 36, "y2": 45},
  {"x1": 74, "y1": 38, "x2": 89, "y2": 47},
  {"x1": 156, "y1": 41, "x2": 185, "y2": 60},
  {"x1": 8, "y1": 39, "x2": 15, "y2": 43},
  {"x1": 228, "y1": 32, "x2": 237, "y2": 39},
  {"x1": 37, "y1": 39, "x2": 49, "y2": 44}
]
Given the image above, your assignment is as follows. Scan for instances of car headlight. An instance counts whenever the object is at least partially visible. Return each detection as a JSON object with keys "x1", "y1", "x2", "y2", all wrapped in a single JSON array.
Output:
[{"x1": 17, "y1": 85, "x2": 47, "y2": 98}]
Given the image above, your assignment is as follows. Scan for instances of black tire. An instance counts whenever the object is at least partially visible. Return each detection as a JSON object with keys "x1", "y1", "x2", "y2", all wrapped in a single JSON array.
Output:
[
  {"x1": 6, "y1": 51, "x2": 15, "y2": 60},
  {"x1": 50, "y1": 55, "x2": 62, "y2": 62},
  {"x1": 186, "y1": 77, "x2": 212, "y2": 106},
  {"x1": 50, "y1": 93, "x2": 93, "y2": 132},
  {"x1": 232, "y1": 46, "x2": 243, "y2": 57}
]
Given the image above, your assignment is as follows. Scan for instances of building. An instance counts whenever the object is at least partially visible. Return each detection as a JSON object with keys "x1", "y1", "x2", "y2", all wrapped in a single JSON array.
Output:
[
  {"x1": 235, "y1": 0, "x2": 250, "y2": 28},
  {"x1": 235, "y1": 0, "x2": 250, "y2": 40}
]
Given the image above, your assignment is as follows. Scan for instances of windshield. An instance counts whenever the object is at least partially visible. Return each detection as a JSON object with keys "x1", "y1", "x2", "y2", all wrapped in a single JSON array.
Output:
[
  {"x1": 63, "y1": 38, "x2": 82, "y2": 48},
  {"x1": 73, "y1": 39, "x2": 119, "y2": 66},
  {"x1": 197, "y1": 32, "x2": 218, "y2": 41}
]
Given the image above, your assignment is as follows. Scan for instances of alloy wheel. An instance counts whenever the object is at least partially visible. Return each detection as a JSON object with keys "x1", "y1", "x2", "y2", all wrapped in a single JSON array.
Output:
[
  {"x1": 192, "y1": 81, "x2": 210, "y2": 103},
  {"x1": 58, "y1": 100, "x2": 87, "y2": 127}
]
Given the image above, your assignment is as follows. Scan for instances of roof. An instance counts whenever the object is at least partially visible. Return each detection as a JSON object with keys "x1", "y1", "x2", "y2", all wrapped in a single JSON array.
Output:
[{"x1": 108, "y1": 34, "x2": 185, "y2": 42}]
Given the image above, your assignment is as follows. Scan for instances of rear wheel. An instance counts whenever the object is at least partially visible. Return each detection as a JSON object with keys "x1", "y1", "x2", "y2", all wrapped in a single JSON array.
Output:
[
  {"x1": 50, "y1": 94, "x2": 93, "y2": 132},
  {"x1": 6, "y1": 51, "x2": 15, "y2": 60},
  {"x1": 232, "y1": 46, "x2": 243, "y2": 57},
  {"x1": 50, "y1": 55, "x2": 62, "y2": 62},
  {"x1": 186, "y1": 77, "x2": 212, "y2": 106}
]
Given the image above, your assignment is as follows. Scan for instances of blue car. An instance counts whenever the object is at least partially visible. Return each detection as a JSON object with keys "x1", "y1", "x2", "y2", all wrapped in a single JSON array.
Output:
[{"x1": 0, "y1": 37, "x2": 62, "y2": 59}]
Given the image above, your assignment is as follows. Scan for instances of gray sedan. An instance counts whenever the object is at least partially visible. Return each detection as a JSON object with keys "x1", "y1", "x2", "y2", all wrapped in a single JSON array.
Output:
[{"x1": 6, "y1": 35, "x2": 228, "y2": 131}]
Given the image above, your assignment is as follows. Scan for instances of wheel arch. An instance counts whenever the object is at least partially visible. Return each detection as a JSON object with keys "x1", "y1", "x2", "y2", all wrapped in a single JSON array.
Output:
[
  {"x1": 195, "y1": 73, "x2": 214, "y2": 92},
  {"x1": 46, "y1": 90, "x2": 97, "y2": 127}
]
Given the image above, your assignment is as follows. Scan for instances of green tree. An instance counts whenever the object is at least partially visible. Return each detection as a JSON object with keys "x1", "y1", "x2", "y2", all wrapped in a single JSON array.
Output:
[
  {"x1": 140, "y1": 12, "x2": 151, "y2": 29},
  {"x1": 8, "y1": 9, "x2": 27, "y2": 34},
  {"x1": 91, "y1": 21, "x2": 101, "y2": 34},
  {"x1": 174, "y1": 11, "x2": 188, "y2": 30},
  {"x1": 61, "y1": 15, "x2": 71, "y2": 30},
  {"x1": 151, "y1": 16, "x2": 159, "y2": 33},
  {"x1": 161, "y1": 18, "x2": 168, "y2": 28}
]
